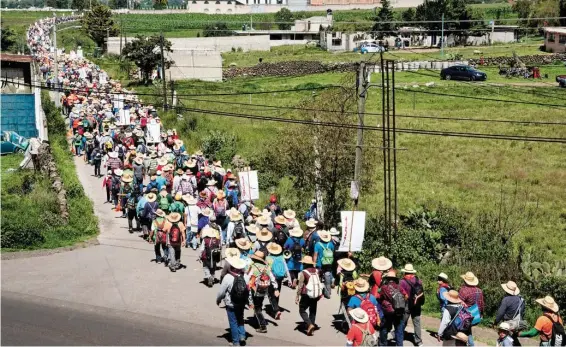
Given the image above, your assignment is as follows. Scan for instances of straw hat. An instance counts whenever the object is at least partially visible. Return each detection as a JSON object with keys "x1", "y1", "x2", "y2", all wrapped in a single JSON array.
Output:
[
  {"x1": 290, "y1": 227, "x2": 304, "y2": 238},
  {"x1": 201, "y1": 226, "x2": 216, "y2": 238},
  {"x1": 354, "y1": 278, "x2": 370, "y2": 293},
  {"x1": 114, "y1": 168, "x2": 123, "y2": 176},
  {"x1": 235, "y1": 238, "x2": 251, "y2": 250},
  {"x1": 182, "y1": 195, "x2": 197, "y2": 205},
  {"x1": 250, "y1": 207, "x2": 262, "y2": 216},
  {"x1": 498, "y1": 322, "x2": 511, "y2": 332},
  {"x1": 274, "y1": 215, "x2": 286, "y2": 225},
  {"x1": 318, "y1": 230, "x2": 331, "y2": 243},
  {"x1": 402, "y1": 264, "x2": 417, "y2": 274},
  {"x1": 230, "y1": 209, "x2": 243, "y2": 222},
  {"x1": 250, "y1": 250, "x2": 266, "y2": 263},
  {"x1": 338, "y1": 258, "x2": 356, "y2": 272},
  {"x1": 121, "y1": 175, "x2": 133, "y2": 183},
  {"x1": 372, "y1": 256, "x2": 392, "y2": 271},
  {"x1": 108, "y1": 151, "x2": 118, "y2": 159},
  {"x1": 461, "y1": 272, "x2": 479, "y2": 286},
  {"x1": 305, "y1": 219, "x2": 317, "y2": 228},
  {"x1": 246, "y1": 225, "x2": 259, "y2": 234},
  {"x1": 155, "y1": 209, "x2": 166, "y2": 218},
  {"x1": 443, "y1": 290, "x2": 462, "y2": 304},
  {"x1": 206, "y1": 179, "x2": 217, "y2": 186},
  {"x1": 536, "y1": 296, "x2": 559, "y2": 313},
  {"x1": 167, "y1": 212, "x2": 182, "y2": 223},
  {"x1": 134, "y1": 156, "x2": 144, "y2": 165},
  {"x1": 501, "y1": 281, "x2": 520, "y2": 296},
  {"x1": 213, "y1": 160, "x2": 222, "y2": 167},
  {"x1": 256, "y1": 228, "x2": 273, "y2": 242},
  {"x1": 195, "y1": 150, "x2": 203, "y2": 156},
  {"x1": 267, "y1": 242, "x2": 282, "y2": 255},
  {"x1": 185, "y1": 159, "x2": 196, "y2": 168},
  {"x1": 200, "y1": 207, "x2": 212, "y2": 217},
  {"x1": 301, "y1": 255, "x2": 315, "y2": 265},
  {"x1": 149, "y1": 152, "x2": 157, "y2": 159},
  {"x1": 157, "y1": 158, "x2": 168, "y2": 166},
  {"x1": 224, "y1": 247, "x2": 240, "y2": 259},
  {"x1": 174, "y1": 192, "x2": 182, "y2": 201},
  {"x1": 283, "y1": 210, "x2": 296, "y2": 219},
  {"x1": 438, "y1": 273, "x2": 449, "y2": 281},
  {"x1": 163, "y1": 164, "x2": 173, "y2": 172},
  {"x1": 257, "y1": 215, "x2": 270, "y2": 226},
  {"x1": 226, "y1": 257, "x2": 246, "y2": 270},
  {"x1": 329, "y1": 227, "x2": 340, "y2": 236},
  {"x1": 176, "y1": 168, "x2": 184, "y2": 175},
  {"x1": 451, "y1": 332, "x2": 469, "y2": 344},
  {"x1": 350, "y1": 308, "x2": 369, "y2": 324},
  {"x1": 146, "y1": 192, "x2": 157, "y2": 202},
  {"x1": 383, "y1": 270, "x2": 398, "y2": 279}
]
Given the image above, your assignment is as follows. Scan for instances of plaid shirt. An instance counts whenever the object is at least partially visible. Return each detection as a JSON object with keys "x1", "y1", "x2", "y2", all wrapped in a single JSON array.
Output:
[{"x1": 458, "y1": 285, "x2": 485, "y2": 314}]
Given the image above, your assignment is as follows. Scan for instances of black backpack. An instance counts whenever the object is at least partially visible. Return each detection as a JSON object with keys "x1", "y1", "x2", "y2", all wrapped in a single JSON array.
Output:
[
  {"x1": 233, "y1": 222, "x2": 245, "y2": 240},
  {"x1": 403, "y1": 277, "x2": 425, "y2": 307},
  {"x1": 292, "y1": 238, "x2": 303, "y2": 261},
  {"x1": 117, "y1": 145, "x2": 125, "y2": 160},
  {"x1": 257, "y1": 241, "x2": 268, "y2": 254},
  {"x1": 273, "y1": 228, "x2": 288, "y2": 246},
  {"x1": 230, "y1": 272, "x2": 249, "y2": 306},
  {"x1": 545, "y1": 313, "x2": 566, "y2": 346}
]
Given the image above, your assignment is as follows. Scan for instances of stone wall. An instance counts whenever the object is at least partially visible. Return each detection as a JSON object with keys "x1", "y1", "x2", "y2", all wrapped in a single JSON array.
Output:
[
  {"x1": 468, "y1": 53, "x2": 566, "y2": 66},
  {"x1": 37, "y1": 142, "x2": 69, "y2": 221},
  {"x1": 223, "y1": 60, "x2": 358, "y2": 79}
]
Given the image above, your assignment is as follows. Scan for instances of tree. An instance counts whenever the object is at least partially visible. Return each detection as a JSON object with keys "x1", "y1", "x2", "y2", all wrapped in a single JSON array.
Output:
[
  {"x1": 1, "y1": 24, "x2": 16, "y2": 52},
  {"x1": 71, "y1": 0, "x2": 86, "y2": 10},
  {"x1": 153, "y1": 0, "x2": 167, "y2": 9},
  {"x1": 274, "y1": 8, "x2": 293, "y2": 30},
  {"x1": 372, "y1": 0, "x2": 396, "y2": 39},
  {"x1": 121, "y1": 34, "x2": 174, "y2": 84},
  {"x1": 82, "y1": 4, "x2": 119, "y2": 48},
  {"x1": 109, "y1": 0, "x2": 128, "y2": 8},
  {"x1": 414, "y1": 0, "x2": 473, "y2": 45},
  {"x1": 512, "y1": 0, "x2": 533, "y2": 19},
  {"x1": 202, "y1": 22, "x2": 234, "y2": 37},
  {"x1": 402, "y1": 7, "x2": 416, "y2": 22},
  {"x1": 561, "y1": 0, "x2": 566, "y2": 25}
]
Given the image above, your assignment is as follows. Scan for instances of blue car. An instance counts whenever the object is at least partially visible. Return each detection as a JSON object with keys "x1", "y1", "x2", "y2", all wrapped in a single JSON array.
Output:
[{"x1": 1, "y1": 131, "x2": 29, "y2": 154}]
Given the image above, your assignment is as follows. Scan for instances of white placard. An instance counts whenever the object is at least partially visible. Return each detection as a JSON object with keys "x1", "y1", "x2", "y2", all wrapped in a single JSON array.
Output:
[
  {"x1": 338, "y1": 211, "x2": 366, "y2": 252},
  {"x1": 146, "y1": 120, "x2": 161, "y2": 143},
  {"x1": 117, "y1": 108, "x2": 130, "y2": 125},
  {"x1": 238, "y1": 170, "x2": 259, "y2": 201}
]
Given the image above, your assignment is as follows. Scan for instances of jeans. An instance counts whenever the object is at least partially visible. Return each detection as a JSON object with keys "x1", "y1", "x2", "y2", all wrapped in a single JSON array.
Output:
[
  {"x1": 154, "y1": 243, "x2": 168, "y2": 261},
  {"x1": 252, "y1": 294, "x2": 267, "y2": 328},
  {"x1": 106, "y1": 187, "x2": 111, "y2": 202},
  {"x1": 203, "y1": 262, "x2": 216, "y2": 278},
  {"x1": 168, "y1": 244, "x2": 181, "y2": 269},
  {"x1": 403, "y1": 309, "x2": 422, "y2": 345},
  {"x1": 217, "y1": 216, "x2": 227, "y2": 244},
  {"x1": 299, "y1": 294, "x2": 318, "y2": 326},
  {"x1": 468, "y1": 334, "x2": 474, "y2": 346},
  {"x1": 121, "y1": 197, "x2": 128, "y2": 216},
  {"x1": 112, "y1": 193, "x2": 119, "y2": 207},
  {"x1": 321, "y1": 268, "x2": 333, "y2": 299},
  {"x1": 379, "y1": 313, "x2": 404, "y2": 346},
  {"x1": 127, "y1": 209, "x2": 139, "y2": 230},
  {"x1": 226, "y1": 306, "x2": 246, "y2": 345},
  {"x1": 186, "y1": 227, "x2": 198, "y2": 249},
  {"x1": 268, "y1": 277, "x2": 283, "y2": 313},
  {"x1": 94, "y1": 161, "x2": 101, "y2": 176},
  {"x1": 75, "y1": 145, "x2": 81, "y2": 156}
]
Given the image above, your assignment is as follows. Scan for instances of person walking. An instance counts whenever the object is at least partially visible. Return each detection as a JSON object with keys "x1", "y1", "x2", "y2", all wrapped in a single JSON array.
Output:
[
  {"x1": 496, "y1": 323, "x2": 515, "y2": 347},
  {"x1": 378, "y1": 270, "x2": 408, "y2": 346},
  {"x1": 266, "y1": 242, "x2": 289, "y2": 320},
  {"x1": 518, "y1": 296, "x2": 564, "y2": 346},
  {"x1": 400, "y1": 264, "x2": 425, "y2": 346},
  {"x1": 303, "y1": 219, "x2": 319, "y2": 256},
  {"x1": 217, "y1": 256, "x2": 249, "y2": 347},
  {"x1": 313, "y1": 230, "x2": 335, "y2": 299},
  {"x1": 183, "y1": 195, "x2": 200, "y2": 250},
  {"x1": 92, "y1": 146, "x2": 103, "y2": 177},
  {"x1": 284, "y1": 227, "x2": 304, "y2": 288},
  {"x1": 459, "y1": 272, "x2": 484, "y2": 346},
  {"x1": 438, "y1": 290, "x2": 472, "y2": 346},
  {"x1": 346, "y1": 308, "x2": 378, "y2": 346},
  {"x1": 141, "y1": 192, "x2": 158, "y2": 239},
  {"x1": 347, "y1": 278, "x2": 382, "y2": 329},
  {"x1": 148, "y1": 209, "x2": 169, "y2": 264},
  {"x1": 295, "y1": 255, "x2": 322, "y2": 336},
  {"x1": 271, "y1": 215, "x2": 289, "y2": 247},
  {"x1": 132, "y1": 154, "x2": 145, "y2": 193},
  {"x1": 102, "y1": 169, "x2": 113, "y2": 203},
  {"x1": 369, "y1": 256, "x2": 393, "y2": 299},
  {"x1": 437, "y1": 273, "x2": 451, "y2": 312},
  {"x1": 226, "y1": 208, "x2": 245, "y2": 247},
  {"x1": 126, "y1": 190, "x2": 140, "y2": 233},
  {"x1": 495, "y1": 281, "x2": 525, "y2": 330},
  {"x1": 166, "y1": 212, "x2": 185, "y2": 272},
  {"x1": 200, "y1": 226, "x2": 221, "y2": 287},
  {"x1": 252, "y1": 228, "x2": 273, "y2": 253},
  {"x1": 246, "y1": 250, "x2": 279, "y2": 333}
]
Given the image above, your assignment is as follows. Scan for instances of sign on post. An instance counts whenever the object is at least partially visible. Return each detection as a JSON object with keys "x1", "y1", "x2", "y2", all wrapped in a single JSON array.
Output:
[
  {"x1": 238, "y1": 170, "x2": 259, "y2": 201},
  {"x1": 338, "y1": 211, "x2": 366, "y2": 252},
  {"x1": 146, "y1": 120, "x2": 161, "y2": 144}
]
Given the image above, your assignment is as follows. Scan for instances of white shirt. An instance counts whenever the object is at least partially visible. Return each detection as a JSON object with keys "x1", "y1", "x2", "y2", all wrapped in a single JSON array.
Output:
[
  {"x1": 173, "y1": 175, "x2": 182, "y2": 193},
  {"x1": 185, "y1": 205, "x2": 201, "y2": 228}
]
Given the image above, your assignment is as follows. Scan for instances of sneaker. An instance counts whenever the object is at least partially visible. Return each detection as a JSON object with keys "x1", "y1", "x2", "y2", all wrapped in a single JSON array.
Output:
[
  {"x1": 128, "y1": 228, "x2": 133, "y2": 233},
  {"x1": 170, "y1": 267, "x2": 176, "y2": 272},
  {"x1": 256, "y1": 327, "x2": 267, "y2": 334},
  {"x1": 275, "y1": 311, "x2": 281, "y2": 320}
]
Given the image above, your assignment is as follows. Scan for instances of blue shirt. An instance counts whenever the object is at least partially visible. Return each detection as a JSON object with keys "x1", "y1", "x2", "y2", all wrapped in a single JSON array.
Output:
[
  {"x1": 136, "y1": 196, "x2": 147, "y2": 216},
  {"x1": 283, "y1": 236, "x2": 305, "y2": 271},
  {"x1": 156, "y1": 176, "x2": 167, "y2": 191},
  {"x1": 438, "y1": 286, "x2": 449, "y2": 312},
  {"x1": 314, "y1": 241, "x2": 335, "y2": 268},
  {"x1": 347, "y1": 293, "x2": 379, "y2": 310},
  {"x1": 145, "y1": 180, "x2": 158, "y2": 194}
]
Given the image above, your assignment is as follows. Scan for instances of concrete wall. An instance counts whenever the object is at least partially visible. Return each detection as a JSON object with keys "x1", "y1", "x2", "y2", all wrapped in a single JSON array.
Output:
[
  {"x1": 545, "y1": 31, "x2": 566, "y2": 53},
  {"x1": 108, "y1": 36, "x2": 270, "y2": 54},
  {"x1": 166, "y1": 50, "x2": 223, "y2": 81}
]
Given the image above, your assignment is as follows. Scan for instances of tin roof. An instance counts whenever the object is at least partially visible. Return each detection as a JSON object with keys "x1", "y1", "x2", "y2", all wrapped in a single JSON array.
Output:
[{"x1": 0, "y1": 54, "x2": 34, "y2": 63}]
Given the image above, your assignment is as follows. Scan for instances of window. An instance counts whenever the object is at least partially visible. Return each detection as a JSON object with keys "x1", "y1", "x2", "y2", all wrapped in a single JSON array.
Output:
[
  {"x1": 332, "y1": 38, "x2": 342, "y2": 46},
  {"x1": 548, "y1": 32, "x2": 555, "y2": 42},
  {"x1": 216, "y1": 8, "x2": 221, "y2": 12},
  {"x1": 559, "y1": 35, "x2": 566, "y2": 44}
]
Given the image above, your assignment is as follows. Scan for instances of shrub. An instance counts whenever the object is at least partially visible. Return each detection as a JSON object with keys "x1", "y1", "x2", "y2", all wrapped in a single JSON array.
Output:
[{"x1": 201, "y1": 130, "x2": 237, "y2": 164}]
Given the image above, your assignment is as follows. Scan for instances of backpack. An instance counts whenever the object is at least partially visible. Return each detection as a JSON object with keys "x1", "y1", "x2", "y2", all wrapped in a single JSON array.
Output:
[
  {"x1": 357, "y1": 295, "x2": 379, "y2": 327},
  {"x1": 320, "y1": 243, "x2": 334, "y2": 266},
  {"x1": 257, "y1": 241, "x2": 268, "y2": 254},
  {"x1": 175, "y1": 155, "x2": 185, "y2": 170},
  {"x1": 202, "y1": 237, "x2": 220, "y2": 262},
  {"x1": 233, "y1": 222, "x2": 245, "y2": 240},
  {"x1": 169, "y1": 223, "x2": 182, "y2": 246},
  {"x1": 354, "y1": 323, "x2": 377, "y2": 347},
  {"x1": 305, "y1": 232, "x2": 316, "y2": 256},
  {"x1": 93, "y1": 150, "x2": 102, "y2": 161},
  {"x1": 138, "y1": 143, "x2": 147, "y2": 154},
  {"x1": 155, "y1": 220, "x2": 167, "y2": 244},
  {"x1": 448, "y1": 305, "x2": 473, "y2": 334},
  {"x1": 213, "y1": 200, "x2": 226, "y2": 217},
  {"x1": 403, "y1": 277, "x2": 425, "y2": 307},
  {"x1": 126, "y1": 195, "x2": 136, "y2": 210},
  {"x1": 105, "y1": 141, "x2": 113, "y2": 151},
  {"x1": 117, "y1": 145, "x2": 125, "y2": 160},
  {"x1": 292, "y1": 238, "x2": 303, "y2": 261},
  {"x1": 273, "y1": 227, "x2": 288, "y2": 246},
  {"x1": 271, "y1": 255, "x2": 286, "y2": 279},
  {"x1": 252, "y1": 265, "x2": 271, "y2": 294},
  {"x1": 303, "y1": 268, "x2": 323, "y2": 299},
  {"x1": 111, "y1": 177, "x2": 121, "y2": 193},
  {"x1": 158, "y1": 195, "x2": 170, "y2": 211},
  {"x1": 388, "y1": 286, "x2": 406, "y2": 316},
  {"x1": 169, "y1": 202, "x2": 184, "y2": 213},
  {"x1": 544, "y1": 313, "x2": 566, "y2": 346},
  {"x1": 227, "y1": 190, "x2": 238, "y2": 209},
  {"x1": 230, "y1": 272, "x2": 249, "y2": 306}
]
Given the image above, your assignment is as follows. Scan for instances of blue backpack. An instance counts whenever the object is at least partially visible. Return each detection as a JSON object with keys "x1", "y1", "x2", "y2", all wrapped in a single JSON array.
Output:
[{"x1": 270, "y1": 255, "x2": 286, "y2": 279}]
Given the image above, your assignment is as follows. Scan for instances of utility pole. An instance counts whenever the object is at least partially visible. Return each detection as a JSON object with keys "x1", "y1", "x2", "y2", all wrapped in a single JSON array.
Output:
[
  {"x1": 106, "y1": 27, "x2": 110, "y2": 53},
  {"x1": 160, "y1": 32, "x2": 167, "y2": 111},
  {"x1": 353, "y1": 61, "x2": 367, "y2": 207},
  {"x1": 490, "y1": 20, "x2": 495, "y2": 45},
  {"x1": 440, "y1": 13, "x2": 445, "y2": 58},
  {"x1": 52, "y1": 13, "x2": 60, "y2": 107},
  {"x1": 119, "y1": 14, "x2": 123, "y2": 56},
  {"x1": 312, "y1": 91, "x2": 324, "y2": 223}
]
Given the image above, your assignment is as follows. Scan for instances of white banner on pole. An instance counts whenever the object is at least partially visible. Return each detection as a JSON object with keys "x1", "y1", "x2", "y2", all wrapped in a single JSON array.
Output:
[
  {"x1": 146, "y1": 120, "x2": 161, "y2": 144},
  {"x1": 117, "y1": 108, "x2": 130, "y2": 126},
  {"x1": 238, "y1": 170, "x2": 259, "y2": 201},
  {"x1": 338, "y1": 211, "x2": 366, "y2": 252}
]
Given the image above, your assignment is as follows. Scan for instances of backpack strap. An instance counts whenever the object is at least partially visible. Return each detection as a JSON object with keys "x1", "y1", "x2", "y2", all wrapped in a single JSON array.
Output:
[{"x1": 448, "y1": 305, "x2": 464, "y2": 328}]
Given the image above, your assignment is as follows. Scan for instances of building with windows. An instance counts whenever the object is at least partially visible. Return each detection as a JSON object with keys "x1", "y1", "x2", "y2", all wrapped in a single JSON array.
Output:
[{"x1": 543, "y1": 27, "x2": 566, "y2": 53}]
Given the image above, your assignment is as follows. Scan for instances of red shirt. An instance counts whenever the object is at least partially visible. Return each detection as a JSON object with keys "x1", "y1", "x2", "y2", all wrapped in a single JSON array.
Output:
[
  {"x1": 347, "y1": 322, "x2": 376, "y2": 346},
  {"x1": 459, "y1": 285, "x2": 484, "y2": 314}
]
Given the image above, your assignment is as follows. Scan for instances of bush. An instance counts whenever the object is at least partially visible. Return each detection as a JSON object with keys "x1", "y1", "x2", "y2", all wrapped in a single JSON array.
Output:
[{"x1": 201, "y1": 130, "x2": 237, "y2": 164}]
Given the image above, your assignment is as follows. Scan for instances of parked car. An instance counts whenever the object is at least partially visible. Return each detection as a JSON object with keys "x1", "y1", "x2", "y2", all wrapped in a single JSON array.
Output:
[
  {"x1": 440, "y1": 65, "x2": 487, "y2": 81},
  {"x1": 556, "y1": 75, "x2": 566, "y2": 87},
  {"x1": 1, "y1": 131, "x2": 29, "y2": 154},
  {"x1": 360, "y1": 42, "x2": 385, "y2": 54}
]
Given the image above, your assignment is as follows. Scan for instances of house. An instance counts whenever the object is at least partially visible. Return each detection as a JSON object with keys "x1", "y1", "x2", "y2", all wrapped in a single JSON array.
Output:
[
  {"x1": 543, "y1": 27, "x2": 566, "y2": 53},
  {"x1": 1, "y1": 54, "x2": 47, "y2": 140}
]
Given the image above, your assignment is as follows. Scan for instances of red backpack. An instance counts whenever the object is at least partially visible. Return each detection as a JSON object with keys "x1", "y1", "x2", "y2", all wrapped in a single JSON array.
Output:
[
  {"x1": 155, "y1": 220, "x2": 167, "y2": 244},
  {"x1": 169, "y1": 223, "x2": 182, "y2": 246},
  {"x1": 357, "y1": 294, "x2": 379, "y2": 327}
]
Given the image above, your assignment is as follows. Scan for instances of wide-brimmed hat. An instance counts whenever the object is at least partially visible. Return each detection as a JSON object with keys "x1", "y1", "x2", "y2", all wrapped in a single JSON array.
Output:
[
  {"x1": 216, "y1": 191, "x2": 226, "y2": 200},
  {"x1": 354, "y1": 278, "x2": 370, "y2": 293},
  {"x1": 383, "y1": 270, "x2": 398, "y2": 279},
  {"x1": 157, "y1": 158, "x2": 168, "y2": 166},
  {"x1": 200, "y1": 207, "x2": 212, "y2": 217},
  {"x1": 501, "y1": 281, "x2": 520, "y2": 296},
  {"x1": 461, "y1": 272, "x2": 479, "y2": 286},
  {"x1": 226, "y1": 256, "x2": 246, "y2": 270},
  {"x1": 206, "y1": 179, "x2": 217, "y2": 186},
  {"x1": 498, "y1": 322, "x2": 511, "y2": 332},
  {"x1": 267, "y1": 242, "x2": 282, "y2": 255},
  {"x1": 224, "y1": 247, "x2": 240, "y2": 259},
  {"x1": 182, "y1": 195, "x2": 197, "y2": 205},
  {"x1": 283, "y1": 210, "x2": 296, "y2": 219},
  {"x1": 372, "y1": 256, "x2": 392, "y2": 271},
  {"x1": 195, "y1": 150, "x2": 203, "y2": 156},
  {"x1": 338, "y1": 258, "x2": 356, "y2": 272},
  {"x1": 301, "y1": 255, "x2": 315, "y2": 265},
  {"x1": 230, "y1": 209, "x2": 243, "y2": 222},
  {"x1": 149, "y1": 152, "x2": 157, "y2": 158},
  {"x1": 536, "y1": 296, "x2": 559, "y2": 313},
  {"x1": 246, "y1": 225, "x2": 259, "y2": 234},
  {"x1": 176, "y1": 168, "x2": 184, "y2": 175},
  {"x1": 290, "y1": 227, "x2": 304, "y2": 238},
  {"x1": 134, "y1": 156, "x2": 144, "y2": 165},
  {"x1": 305, "y1": 219, "x2": 317, "y2": 228},
  {"x1": 257, "y1": 215, "x2": 270, "y2": 226},
  {"x1": 444, "y1": 290, "x2": 462, "y2": 304},
  {"x1": 451, "y1": 332, "x2": 469, "y2": 344},
  {"x1": 250, "y1": 250, "x2": 266, "y2": 263},
  {"x1": 250, "y1": 207, "x2": 262, "y2": 216},
  {"x1": 108, "y1": 151, "x2": 118, "y2": 159},
  {"x1": 146, "y1": 193, "x2": 157, "y2": 202},
  {"x1": 121, "y1": 175, "x2": 133, "y2": 183},
  {"x1": 201, "y1": 226, "x2": 216, "y2": 238},
  {"x1": 350, "y1": 308, "x2": 369, "y2": 323},
  {"x1": 163, "y1": 164, "x2": 173, "y2": 172},
  {"x1": 155, "y1": 209, "x2": 166, "y2": 218},
  {"x1": 438, "y1": 272, "x2": 449, "y2": 281},
  {"x1": 235, "y1": 238, "x2": 251, "y2": 250},
  {"x1": 274, "y1": 215, "x2": 286, "y2": 225},
  {"x1": 114, "y1": 168, "x2": 123, "y2": 176},
  {"x1": 402, "y1": 264, "x2": 417, "y2": 274},
  {"x1": 318, "y1": 230, "x2": 331, "y2": 242},
  {"x1": 213, "y1": 160, "x2": 222, "y2": 167},
  {"x1": 329, "y1": 227, "x2": 340, "y2": 236},
  {"x1": 185, "y1": 159, "x2": 196, "y2": 168},
  {"x1": 174, "y1": 192, "x2": 182, "y2": 201},
  {"x1": 167, "y1": 212, "x2": 182, "y2": 223},
  {"x1": 256, "y1": 228, "x2": 273, "y2": 242}
]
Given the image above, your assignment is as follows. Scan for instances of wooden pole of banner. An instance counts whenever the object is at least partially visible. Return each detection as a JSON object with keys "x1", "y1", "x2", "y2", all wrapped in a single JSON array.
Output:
[
  {"x1": 349, "y1": 206, "x2": 356, "y2": 253},
  {"x1": 243, "y1": 166, "x2": 252, "y2": 203}
]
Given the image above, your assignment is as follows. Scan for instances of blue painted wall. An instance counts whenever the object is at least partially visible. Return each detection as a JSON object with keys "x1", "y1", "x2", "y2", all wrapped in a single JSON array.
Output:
[{"x1": 1, "y1": 94, "x2": 38, "y2": 138}]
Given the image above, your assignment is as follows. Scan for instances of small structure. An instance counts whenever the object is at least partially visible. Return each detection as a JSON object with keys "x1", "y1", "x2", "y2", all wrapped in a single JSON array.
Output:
[{"x1": 543, "y1": 27, "x2": 566, "y2": 53}]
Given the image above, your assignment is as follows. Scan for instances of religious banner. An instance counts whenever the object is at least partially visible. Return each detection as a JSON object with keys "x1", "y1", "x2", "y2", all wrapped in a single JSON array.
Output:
[
  {"x1": 238, "y1": 170, "x2": 259, "y2": 201},
  {"x1": 338, "y1": 211, "x2": 366, "y2": 252}
]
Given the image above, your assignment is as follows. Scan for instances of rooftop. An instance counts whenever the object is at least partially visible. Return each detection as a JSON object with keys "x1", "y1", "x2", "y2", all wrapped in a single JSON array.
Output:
[
  {"x1": 543, "y1": 27, "x2": 566, "y2": 34},
  {"x1": 0, "y1": 54, "x2": 34, "y2": 63}
]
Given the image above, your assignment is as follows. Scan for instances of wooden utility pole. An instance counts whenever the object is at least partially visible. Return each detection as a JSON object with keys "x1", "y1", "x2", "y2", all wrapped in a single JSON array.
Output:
[
  {"x1": 353, "y1": 61, "x2": 367, "y2": 207},
  {"x1": 160, "y1": 32, "x2": 167, "y2": 111}
]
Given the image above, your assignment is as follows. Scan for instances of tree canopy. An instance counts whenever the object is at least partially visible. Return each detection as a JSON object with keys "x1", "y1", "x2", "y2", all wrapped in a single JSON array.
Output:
[
  {"x1": 82, "y1": 4, "x2": 119, "y2": 48},
  {"x1": 372, "y1": 0, "x2": 395, "y2": 39},
  {"x1": 121, "y1": 34, "x2": 174, "y2": 84},
  {"x1": 274, "y1": 8, "x2": 294, "y2": 30},
  {"x1": 1, "y1": 24, "x2": 16, "y2": 52},
  {"x1": 202, "y1": 22, "x2": 234, "y2": 37}
]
